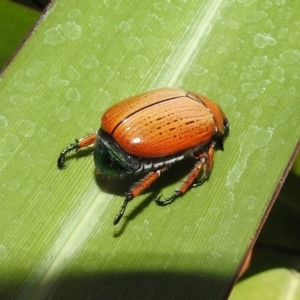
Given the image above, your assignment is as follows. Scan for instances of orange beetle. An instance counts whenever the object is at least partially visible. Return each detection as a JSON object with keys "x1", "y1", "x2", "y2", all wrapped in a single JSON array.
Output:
[{"x1": 57, "y1": 88, "x2": 229, "y2": 225}]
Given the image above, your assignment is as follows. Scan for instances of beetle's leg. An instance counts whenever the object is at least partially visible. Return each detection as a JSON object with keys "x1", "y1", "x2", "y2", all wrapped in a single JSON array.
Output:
[
  {"x1": 192, "y1": 145, "x2": 215, "y2": 187},
  {"x1": 57, "y1": 133, "x2": 96, "y2": 168},
  {"x1": 155, "y1": 157, "x2": 206, "y2": 206},
  {"x1": 156, "y1": 145, "x2": 216, "y2": 205},
  {"x1": 113, "y1": 194, "x2": 132, "y2": 226},
  {"x1": 113, "y1": 167, "x2": 168, "y2": 225},
  {"x1": 155, "y1": 191, "x2": 181, "y2": 206}
]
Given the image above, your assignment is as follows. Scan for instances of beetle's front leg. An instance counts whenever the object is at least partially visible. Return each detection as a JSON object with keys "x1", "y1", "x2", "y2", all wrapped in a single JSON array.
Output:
[
  {"x1": 57, "y1": 133, "x2": 96, "y2": 168},
  {"x1": 113, "y1": 167, "x2": 168, "y2": 225}
]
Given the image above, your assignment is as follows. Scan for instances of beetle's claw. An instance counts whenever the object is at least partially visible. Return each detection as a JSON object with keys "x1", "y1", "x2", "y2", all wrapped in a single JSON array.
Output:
[
  {"x1": 57, "y1": 154, "x2": 67, "y2": 169},
  {"x1": 113, "y1": 213, "x2": 123, "y2": 225},
  {"x1": 192, "y1": 175, "x2": 208, "y2": 187},
  {"x1": 155, "y1": 191, "x2": 181, "y2": 206},
  {"x1": 113, "y1": 203, "x2": 127, "y2": 225},
  {"x1": 113, "y1": 195, "x2": 133, "y2": 225},
  {"x1": 57, "y1": 142, "x2": 80, "y2": 169}
]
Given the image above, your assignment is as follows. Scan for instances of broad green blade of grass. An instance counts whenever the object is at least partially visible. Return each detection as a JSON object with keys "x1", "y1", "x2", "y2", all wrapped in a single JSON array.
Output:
[
  {"x1": 230, "y1": 268, "x2": 300, "y2": 300},
  {"x1": 0, "y1": 1, "x2": 299, "y2": 299},
  {"x1": 292, "y1": 152, "x2": 300, "y2": 175},
  {"x1": 230, "y1": 169, "x2": 300, "y2": 299}
]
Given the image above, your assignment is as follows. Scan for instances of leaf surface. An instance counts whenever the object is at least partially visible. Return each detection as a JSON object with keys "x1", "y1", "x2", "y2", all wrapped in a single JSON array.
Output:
[{"x1": 0, "y1": 0, "x2": 299, "y2": 299}]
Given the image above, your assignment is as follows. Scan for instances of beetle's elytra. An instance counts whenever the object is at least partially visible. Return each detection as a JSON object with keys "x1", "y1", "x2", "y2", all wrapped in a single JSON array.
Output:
[{"x1": 57, "y1": 87, "x2": 229, "y2": 225}]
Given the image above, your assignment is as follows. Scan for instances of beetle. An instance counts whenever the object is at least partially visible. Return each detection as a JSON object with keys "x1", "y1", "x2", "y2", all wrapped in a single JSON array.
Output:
[{"x1": 57, "y1": 87, "x2": 229, "y2": 225}]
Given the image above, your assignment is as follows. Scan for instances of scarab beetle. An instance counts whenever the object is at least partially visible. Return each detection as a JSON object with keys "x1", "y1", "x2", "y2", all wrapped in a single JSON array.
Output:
[{"x1": 57, "y1": 87, "x2": 229, "y2": 225}]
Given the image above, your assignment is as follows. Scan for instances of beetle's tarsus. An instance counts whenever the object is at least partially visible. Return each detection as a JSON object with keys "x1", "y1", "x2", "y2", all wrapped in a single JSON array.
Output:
[
  {"x1": 113, "y1": 205, "x2": 126, "y2": 225},
  {"x1": 192, "y1": 175, "x2": 208, "y2": 187},
  {"x1": 57, "y1": 155, "x2": 67, "y2": 169},
  {"x1": 57, "y1": 142, "x2": 80, "y2": 169},
  {"x1": 155, "y1": 191, "x2": 181, "y2": 206},
  {"x1": 113, "y1": 194, "x2": 133, "y2": 225}
]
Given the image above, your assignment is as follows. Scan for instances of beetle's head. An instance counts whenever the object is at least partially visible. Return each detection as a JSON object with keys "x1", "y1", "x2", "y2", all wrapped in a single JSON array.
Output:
[
  {"x1": 223, "y1": 117, "x2": 230, "y2": 137},
  {"x1": 210, "y1": 108, "x2": 229, "y2": 152},
  {"x1": 198, "y1": 95, "x2": 229, "y2": 137},
  {"x1": 213, "y1": 106, "x2": 230, "y2": 138}
]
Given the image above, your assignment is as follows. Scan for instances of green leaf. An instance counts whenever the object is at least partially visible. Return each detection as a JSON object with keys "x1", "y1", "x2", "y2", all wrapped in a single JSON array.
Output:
[
  {"x1": 0, "y1": 0, "x2": 40, "y2": 69},
  {"x1": 291, "y1": 151, "x2": 300, "y2": 175},
  {"x1": 230, "y1": 171, "x2": 300, "y2": 299},
  {"x1": 230, "y1": 268, "x2": 300, "y2": 300},
  {"x1": 0, "y1": 0, "x2": 299, "y2": 299}
]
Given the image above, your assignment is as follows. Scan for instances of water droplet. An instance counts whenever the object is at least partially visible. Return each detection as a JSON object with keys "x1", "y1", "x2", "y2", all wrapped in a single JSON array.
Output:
[
  {"x1": 16, "y1": 119, "x2": 36, "y2": 137},
  {"x1": 10, "y1": 95, "x2": 27, "y2": 106},
  {"x1": 26, "y1": 61, "x2": 45, "y2": 78},
  {"x1": 270, "y1": 66, "x2": 285, "y2": 82},
  {"x1": 279, "y1": 49, "x2": 300, "y2": 64},
  {"x1": 118, "y1": 20, "x2": 131, "y2": 32},
  {"x1": 48, "y1": 74, "x2": 69, "y2": 89},
  {"x1": 19, "y1": 150, "x2": 32, "y2": 166},
  {"x1": 65, "y1": 87, "x2": 81, "y2": 102},
  {"x1": 253, "y1": 33, "x2": 277, "y2": 48},
  {"x1": 277, "y1": 6, "x2": 291, "y2": 19},
  {"x1": 276, "y1": 0, "x2": 285, "y2": 5},
  {"x1": 143, "y1": 36, "x2": 157, "y2": 48},
  {"x1": 250, "y1": 106, "x2": 262, "y2": 117},
  {"x1": 241, "y1": 83, "x2": 253, "y2": 93},
  {"x1": 68, "y1": 9, "x2": 81, "y2": 19},
  {"x1": 57, "y1": 21, "x2": 81, "y2": 40},
  {"x1": 89, "y1": 16, "x2": 104, "y2": 29},
  {"x1": 219, "y1": 94, "x2": 236, "y2": 106},
  {"x1": 65, "y1": 66, "x2": 80, "y2": 80},
  {"x1": 238, "y1": 0, "x2": 256, "y2": 6},
  {"x1": 14, "y1": 81, "x2": 35, "y2": 92},
  {"x1": 0, "y1": 116, "x2": 8, "y2": 128},
  {"x1": 227, "y1": 20, "x2": 239, "y2": 29},
  {"x1": 0, "y1": 134, "x2": 21, "y2": 157},
  {"x1": 55, "y1": 106, "x2": 71, "y2": 122},
  {"x1": 44, "y1": 27, "x2": 65, "y2": 45},
  {"x1": 29, "y1": 96, "x2": 46, "y2": 110},
  {"x1": 244, "y1": 10, "x2": 268, "y2": 23},
  {"x1": 277, "y1": 27, "x2": 288, "y2": 39},
  {"x1": 251, "y1": 55, "x2": 268, "y2": 68},
  {"x1": 123, "y1": 36, "x2": 143, "y2": 51},
  {"x1": 90, "y1": 89, "x2": 111, "y2": 110},
  {"x1": 104, "y1": 0, "x2": 121, "y2": 9},
  {"x1": 80, "y1": 54, "x2": 99, "y2": 69}
]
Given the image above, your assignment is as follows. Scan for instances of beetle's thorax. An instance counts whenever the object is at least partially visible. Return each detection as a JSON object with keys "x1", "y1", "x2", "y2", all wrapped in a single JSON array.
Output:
[
  {"x1": 94, "y1": 129, "x2": 212, "y2": 176},
  {"x1": 187, "y1": 92, "x2": 228, "y2": 136}
]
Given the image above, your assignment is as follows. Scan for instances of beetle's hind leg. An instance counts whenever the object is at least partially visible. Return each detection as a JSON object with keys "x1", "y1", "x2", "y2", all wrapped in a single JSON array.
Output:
[
  {"x1": 192, "y1": 145, "x2": 215, "y2": 187},
  {"x1": 155, "y1": 158, "x2": 206, "y2": 206},
  {"x1": 155, "y1": 145, "x2": 215, "y2": 206},
  {"x1": 113, "y1": 167, "x2": 168, "y2": 225},
  {"x1": 57, "y1": 133, "x2": 96, "y2": 168}
]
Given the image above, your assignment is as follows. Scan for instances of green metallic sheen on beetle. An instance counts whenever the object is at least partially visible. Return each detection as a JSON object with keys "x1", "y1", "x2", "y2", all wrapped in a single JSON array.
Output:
[{"x1": 57, "y1": 87, "x2": 229, "y2": 225}]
